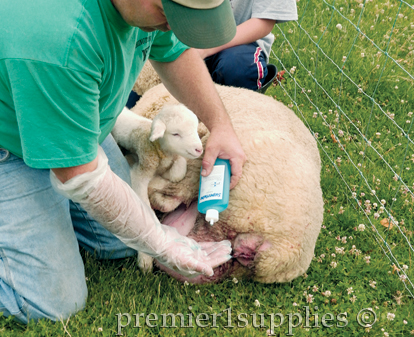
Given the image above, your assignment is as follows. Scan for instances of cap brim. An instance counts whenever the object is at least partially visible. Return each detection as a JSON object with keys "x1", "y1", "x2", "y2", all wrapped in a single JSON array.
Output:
[{"x1": 161, "y1": 0, "x2": 236, "y2": 49}]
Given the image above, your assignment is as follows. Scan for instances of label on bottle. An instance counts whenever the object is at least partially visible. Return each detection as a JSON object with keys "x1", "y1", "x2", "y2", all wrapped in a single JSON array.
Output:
[{"x1": 199, "y1": 165, "x2": 225, "y2": 203}]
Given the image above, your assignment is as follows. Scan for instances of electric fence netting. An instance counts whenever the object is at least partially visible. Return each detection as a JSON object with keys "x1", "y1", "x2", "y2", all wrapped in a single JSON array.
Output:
[{"x1": 269, "y1": 0, "x2": 413, "y2": 297}]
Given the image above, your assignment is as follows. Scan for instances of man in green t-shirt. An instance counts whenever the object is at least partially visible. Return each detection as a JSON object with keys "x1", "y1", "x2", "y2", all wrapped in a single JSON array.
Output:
[{"x1": 0, "y1": 0, "x2": 246, "y2": 323}]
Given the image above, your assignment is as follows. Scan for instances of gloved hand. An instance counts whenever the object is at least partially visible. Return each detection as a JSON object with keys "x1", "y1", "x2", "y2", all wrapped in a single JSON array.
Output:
[{"x1": 50, "y1": 147, "x2": 232, "y2": 277}]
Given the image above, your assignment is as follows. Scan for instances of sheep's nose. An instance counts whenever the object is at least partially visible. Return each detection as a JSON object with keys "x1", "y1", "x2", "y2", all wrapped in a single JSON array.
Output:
[{"x1": 195, "y1": 147, "x2": 203, "y2": 155}]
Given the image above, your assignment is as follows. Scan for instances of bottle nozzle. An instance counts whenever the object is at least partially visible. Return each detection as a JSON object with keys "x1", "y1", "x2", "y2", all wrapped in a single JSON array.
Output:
[{"x1": 205, "y1": 209, "x2": 219, "y2": 226}]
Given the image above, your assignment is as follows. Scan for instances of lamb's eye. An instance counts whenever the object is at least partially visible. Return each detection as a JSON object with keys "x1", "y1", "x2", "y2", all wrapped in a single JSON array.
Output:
[{"x1": 172, "y1": 133, "x2": 181, "y2": 137}]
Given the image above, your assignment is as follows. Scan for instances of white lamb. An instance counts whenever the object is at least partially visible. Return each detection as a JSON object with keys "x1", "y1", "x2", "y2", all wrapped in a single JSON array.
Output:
[{"x1": 112, "y1": 105, "x2": 203, "y2": 271}]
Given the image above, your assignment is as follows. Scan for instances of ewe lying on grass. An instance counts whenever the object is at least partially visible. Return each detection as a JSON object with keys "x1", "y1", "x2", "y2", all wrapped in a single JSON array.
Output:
[
  {"x1": 112, "y1": 105, "x2": 203, "y2": 272},
  {"x1": 122, "y1": 81, "x2": 324, "y2": 284}
]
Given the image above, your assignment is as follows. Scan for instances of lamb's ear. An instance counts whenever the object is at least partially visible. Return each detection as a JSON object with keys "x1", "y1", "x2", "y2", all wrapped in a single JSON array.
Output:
[{"x1": 149, "y1": 119, "x2": 166, "y2": 142}]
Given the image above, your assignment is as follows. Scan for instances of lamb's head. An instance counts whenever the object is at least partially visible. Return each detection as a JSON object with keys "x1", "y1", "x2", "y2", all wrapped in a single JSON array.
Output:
[{"x1": 149, "y1": 104, "x2": 203, "y2": 159}]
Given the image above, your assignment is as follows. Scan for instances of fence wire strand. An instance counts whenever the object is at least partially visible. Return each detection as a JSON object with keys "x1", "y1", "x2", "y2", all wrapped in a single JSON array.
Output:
[{"x1": 270, "y1": 0, "x2": 414, "y2": 297}]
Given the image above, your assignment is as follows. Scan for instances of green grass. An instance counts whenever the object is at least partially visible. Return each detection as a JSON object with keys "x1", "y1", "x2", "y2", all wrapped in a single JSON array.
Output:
[{"x1": 2, "y1": 0, "x2": 414, "y2": 335}]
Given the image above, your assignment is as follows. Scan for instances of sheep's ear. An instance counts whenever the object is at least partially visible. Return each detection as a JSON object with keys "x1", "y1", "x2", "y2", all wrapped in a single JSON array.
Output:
[{"x1": 149, "y1": 119, "x2": 166, "y2": 142}]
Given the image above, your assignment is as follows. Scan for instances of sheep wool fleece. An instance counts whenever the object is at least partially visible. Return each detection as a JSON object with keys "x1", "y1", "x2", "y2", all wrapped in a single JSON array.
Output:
[{"x1": 0, "y1": 0, "x2": 188, "y2": 169}]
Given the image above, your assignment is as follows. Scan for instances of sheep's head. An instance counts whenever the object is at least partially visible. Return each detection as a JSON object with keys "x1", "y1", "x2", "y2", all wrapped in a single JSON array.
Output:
[{"x1": 149, "y1": 104, "x2": 203, "y2": 159}]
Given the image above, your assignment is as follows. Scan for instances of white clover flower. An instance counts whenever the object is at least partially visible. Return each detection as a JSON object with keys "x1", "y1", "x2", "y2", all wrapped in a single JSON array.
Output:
[
  {"x1": 312, "y1": 285, "x2": 319, "y2": 292},
  {"x1": 254, "y1": 299, "x2": 260, "y2": 307},
  {"x1": 338, "y1": 130, "x2": 344, "y2": 137},
  {"x1": 374, "y1": 212, "x2": 380, "y2": 219},
  {"x1": 403, "y1": 320, "x2": 408, "y2": 324},
  {"x1": 233, "y1": 277, "x2": 239, "y2": 284},
  {"x1": 336, "y1": 23, "x2": 343, "y2": 30},
  {"x1": 323, "y1": 290, "x2": 331, "y2": 297},
  {"x1": 290, "y1": 66, "x2": 297, "y2": 74},
  {"x1": 184, "y1": 281, "x2": 189, "y2": 286},
  {"x1": 358, "y1": 224, "x2": 366, "y2": 231},
  {"x1": 361, "y1": 52, "x2": 365, "y2": 57},
  {"x1": 365, "y1": 256, "x2": 371, "y2": 264},
  {"x1": 293, "y1": 302, "x2": 298, "y2": 306},
  {"x1": 335, "y1": 247, "x2": 345, "y2": 255},
  {"x1": 313, "y1": 112, "x2": 318, "y2": 118},
  {"x1": 400, "y1": 274, "x2": 407, "y2": 282},
  {"x1": 195, "y1": 289, "x2": 200, "y2": 294},
  {"x1": 402, "y1": 265, "x2": 409, "y2": 270},
  {"x1": 347, "y1": 287, "x2": 354, "y2": 294},
  {"x1": 98, "y1": 327, "x2": 103, "y2": 332},
  {"x1": 381, "y1": 199, "x2": 386, "y2": 205},
  {"x1": 350, "y1": 295, "x2": 357, "y2": 303},
  {"x1": 306, "y1": 294, "x2": 314, "y2": 303},
  {"x1": 341, "y1": 237, "x2": 347, "y2": 243},
  {"x1": 387, "y1": 313, "x2": 395, "y2": 321},
  {"x1": 331, "y1": 253, "x2": 336, "y2": 257},
  {"x1": 369, "y1": 280, "x2": 376, "y2": 288},
  {"x1": 330, "y1": 261, "x2": 338, "y2": 268}
]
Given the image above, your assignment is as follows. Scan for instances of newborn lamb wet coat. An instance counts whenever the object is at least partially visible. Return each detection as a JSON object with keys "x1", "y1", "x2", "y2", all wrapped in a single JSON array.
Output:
[{"x1": 126, "y1": 82, "x2": 324, "y2": 284}]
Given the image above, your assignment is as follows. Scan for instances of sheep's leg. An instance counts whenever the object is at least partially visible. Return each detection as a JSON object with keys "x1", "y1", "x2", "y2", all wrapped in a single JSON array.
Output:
[
  {"x1": 130, "y1": 163, "x2": 156, "y2": 273},
  {"x1": 162, "y1": 202, "x2": 199, "y2": 235},
  {"x1": 161, "y1": 156, "x2": 187, "y2": 183},
  {"x1": 137, "y1": 252, "x2": 154, "y2": 273},
  {"x1": 147, "y1": 176, "x2": 183, "y2": 213},
  {"x1": 130, "y1": 164, "x2": 153, "y2": 207}
]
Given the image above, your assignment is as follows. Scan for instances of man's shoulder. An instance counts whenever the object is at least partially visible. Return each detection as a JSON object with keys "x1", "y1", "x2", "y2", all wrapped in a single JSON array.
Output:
[{"x1": 0, "y1": 0, "x2": 101, "y2": 68}]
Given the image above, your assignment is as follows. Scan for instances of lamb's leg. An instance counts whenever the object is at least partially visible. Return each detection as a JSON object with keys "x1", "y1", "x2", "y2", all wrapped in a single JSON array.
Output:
[
  {"x1": 161, "y1": 156, "x2": 187, "y2": 183},
  {"x1": 130, "y1": 163, "x2": 156, "y2": 273}
]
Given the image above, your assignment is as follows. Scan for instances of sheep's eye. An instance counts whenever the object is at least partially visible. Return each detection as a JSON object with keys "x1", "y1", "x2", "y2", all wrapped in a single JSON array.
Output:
[{"x1": 172, "y1": 133, "x2": 181, "y2": 137}]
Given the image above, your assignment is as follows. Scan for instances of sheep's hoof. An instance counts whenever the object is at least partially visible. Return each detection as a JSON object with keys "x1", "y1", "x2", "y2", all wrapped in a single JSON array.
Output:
[{"x1": 138, "y1": 253, "x2": 154, "y2": 273}]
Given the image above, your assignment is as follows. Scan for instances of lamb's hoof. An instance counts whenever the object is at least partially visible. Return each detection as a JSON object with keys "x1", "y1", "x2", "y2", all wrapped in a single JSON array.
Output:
[
  {"x1": 167, "y1": 173, "x2": 186, "y2": 183},
  {"x1": 138, "y1": 253, "x2": 154, "y2": 274}
]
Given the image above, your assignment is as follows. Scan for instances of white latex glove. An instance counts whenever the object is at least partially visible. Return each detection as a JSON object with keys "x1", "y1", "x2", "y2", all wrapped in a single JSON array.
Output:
[{"x1": 50, "y1": 147, "x2": 232, "y2": 277}]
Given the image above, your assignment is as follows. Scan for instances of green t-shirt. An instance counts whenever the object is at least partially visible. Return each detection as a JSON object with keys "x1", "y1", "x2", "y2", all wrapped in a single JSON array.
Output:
[{"x1": 0, "y1": 0, "x2": 188, "y2": 168}]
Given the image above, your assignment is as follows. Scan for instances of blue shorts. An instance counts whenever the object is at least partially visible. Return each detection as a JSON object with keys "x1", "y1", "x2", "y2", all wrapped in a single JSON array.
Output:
[{"x1": 204, "y1": 42, "x2": 269, "y2": 91}]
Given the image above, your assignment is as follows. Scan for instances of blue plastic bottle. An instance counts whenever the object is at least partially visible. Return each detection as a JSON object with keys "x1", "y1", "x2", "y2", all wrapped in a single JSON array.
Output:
[{"x1": 197, "y1": 158, "x2": 231, "y2": 225}]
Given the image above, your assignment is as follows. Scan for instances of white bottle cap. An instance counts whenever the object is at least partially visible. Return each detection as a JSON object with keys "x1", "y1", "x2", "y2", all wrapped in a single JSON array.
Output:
[{"x1": 205, "y1": 209, "x2": 219, "y2": 226}]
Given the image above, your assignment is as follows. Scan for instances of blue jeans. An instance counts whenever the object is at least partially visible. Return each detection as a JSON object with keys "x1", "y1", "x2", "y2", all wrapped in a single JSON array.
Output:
[
  {"x1": 0, "y1": 135, "x2": 136, "y2": 323},
  {"x1": 204, "y1": 42, "x2": 269, "y2": 91}
]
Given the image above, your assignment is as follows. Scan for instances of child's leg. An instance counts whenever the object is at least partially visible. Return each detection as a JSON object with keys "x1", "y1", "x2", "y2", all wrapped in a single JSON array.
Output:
[{"x1": 204, "y1": 42, "x2": 269, "y2": 91}]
